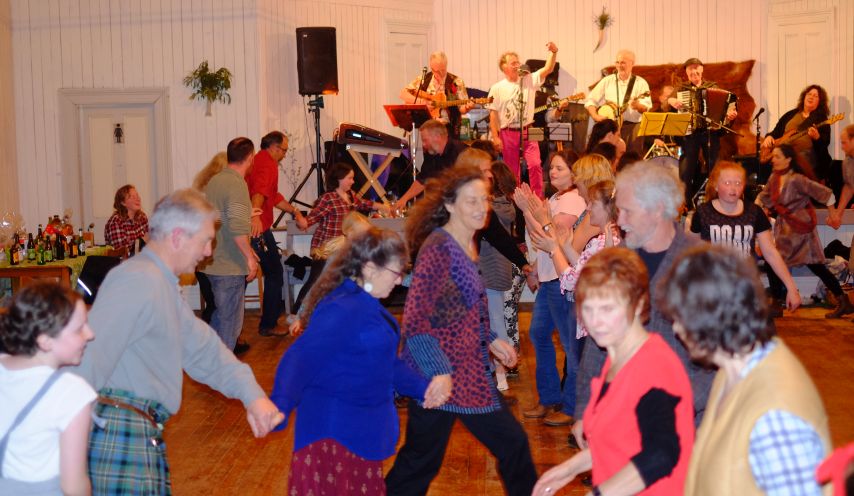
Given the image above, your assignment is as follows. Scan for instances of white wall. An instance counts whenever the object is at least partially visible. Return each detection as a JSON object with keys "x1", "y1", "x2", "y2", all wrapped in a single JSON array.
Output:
[
  {"x1": 431, "y1": 0, "x2": 768, "y2": 131},
  {"x1": 0, "y1": 0, "x2": 19, "y2": 217}
]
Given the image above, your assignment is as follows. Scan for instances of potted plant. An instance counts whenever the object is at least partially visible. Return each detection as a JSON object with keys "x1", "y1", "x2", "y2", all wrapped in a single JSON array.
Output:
[{"x1": 183, "y1": 60, "x2": 233, "y2": 116}]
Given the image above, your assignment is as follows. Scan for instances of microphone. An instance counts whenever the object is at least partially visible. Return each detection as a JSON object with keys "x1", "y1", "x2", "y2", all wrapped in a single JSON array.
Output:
[
  {"x1": 753, "y1": 107, "x2": 765, "y2": 121},
  {"x1": 421, "y1": 66, "x2": 428, "y2": 76},
  {"x1": 517, "y1": 64, "x2": 531, "y2": 76}
]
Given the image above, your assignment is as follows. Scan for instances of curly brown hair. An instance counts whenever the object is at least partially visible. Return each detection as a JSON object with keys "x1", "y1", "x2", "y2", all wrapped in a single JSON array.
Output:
[
  {"x1": 0, "y1": 281, "x2": 80, "y2": 356},
  {"x1": 298, "y1": 227, "x2": 408, "y2": 327},
  {"x1": 796, "y1": 84, "x2": 830, "y2": 116},
  {"x1": 404, "y1": 164, "x2": 485, "y2": 256},
  {"x1": 113, "y1": 184, "x2": 143, "y2": 220}
]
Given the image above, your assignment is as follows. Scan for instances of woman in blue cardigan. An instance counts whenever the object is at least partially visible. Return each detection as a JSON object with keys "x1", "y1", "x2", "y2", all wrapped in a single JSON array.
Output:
[{"x1": 271, "y1": 227, "x2": 445, "y2": 495}]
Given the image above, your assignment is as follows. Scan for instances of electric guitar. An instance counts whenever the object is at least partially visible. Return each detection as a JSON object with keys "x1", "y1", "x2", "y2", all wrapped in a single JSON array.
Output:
[
  {"x1": 759, "y1": 113, "x2": 844, "y2": 163},
  {"x1": 408, "y1": 90, "x2": 493, "y2": 119},
  {"x1": 533, "y1": 92, "x2": 587, "y2": 115}
]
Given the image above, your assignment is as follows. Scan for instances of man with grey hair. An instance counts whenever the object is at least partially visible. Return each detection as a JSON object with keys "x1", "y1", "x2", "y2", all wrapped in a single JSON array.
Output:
[
  {"x1": 584, "y1": 49, "x2": 652, "y2": 154},
  {"x1": 72, "y1": 188, "x2": 283, "y2": 494},
  {"x1": 400, "y1": 50, "x2": 474, "y2": 137},
  {"x1": 570, "y1": 161, "x2": 714, "y2": 449}
]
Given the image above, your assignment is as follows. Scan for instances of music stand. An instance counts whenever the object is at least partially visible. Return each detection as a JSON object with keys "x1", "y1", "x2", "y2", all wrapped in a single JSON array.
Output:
[
  {"x1": 384, "y1": 104, "x2": 432, "y2": 132},
  {"x1": 384, "y1": 104, "x2": 433, "y2": 198},
  {"x1": 638, "y1": 112, "x2": 691, "y2": 159}
]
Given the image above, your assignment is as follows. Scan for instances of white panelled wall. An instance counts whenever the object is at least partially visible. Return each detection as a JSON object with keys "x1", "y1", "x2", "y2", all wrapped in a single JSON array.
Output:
[
  {"x1": 0, "y1": 0, "x2": 19, "y2": 216},
  {"x1": 5, "y1": 0, "x2": 853, "y2": 230}
]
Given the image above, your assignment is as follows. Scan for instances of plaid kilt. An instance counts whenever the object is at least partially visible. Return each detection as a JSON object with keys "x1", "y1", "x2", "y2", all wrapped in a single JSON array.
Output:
[{"x1": 89, "y1": 388, "x2": 172, "y2": 495}]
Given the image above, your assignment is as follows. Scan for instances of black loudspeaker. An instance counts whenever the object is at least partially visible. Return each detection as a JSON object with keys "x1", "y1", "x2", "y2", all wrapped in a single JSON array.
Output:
[{"x1": 296, "y1": 27, "x2": 339, "y2": 96}]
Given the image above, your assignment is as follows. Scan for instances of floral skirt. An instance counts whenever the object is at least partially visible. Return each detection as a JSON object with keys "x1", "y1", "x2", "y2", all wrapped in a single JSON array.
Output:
[{"x1": 288, "y1": 438, "x2": 385, "y2": 496}]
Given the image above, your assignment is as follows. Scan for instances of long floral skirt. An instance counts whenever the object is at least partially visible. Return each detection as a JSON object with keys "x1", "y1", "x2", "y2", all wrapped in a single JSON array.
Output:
[{"x1": 288, "y1": 438, "x2": 385, "y2": 496}]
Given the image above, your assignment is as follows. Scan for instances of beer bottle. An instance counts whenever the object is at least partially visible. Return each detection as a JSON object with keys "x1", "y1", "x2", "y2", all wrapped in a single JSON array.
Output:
[
  {"x1": 78, "y1": 228, "x2": 86, "y2": 255},
  {"x1": 37, "y1": 240, "x2": 46, "y2": 265},
  {"x1": 55, "y1": 234, "x2": 65, "y2": 260},
  {"x1": 27, "y1": 233, "x2": 36, "y2": 261},
  {"x1": 9, "y1": 233, "x2": 19, "y2": 265},
  {"x1": 37, "y1": 224, "x2": 44, "y2": 242},
  {"x1": 44, "y1": 236, "x2": 53, "y2": 262},
  {"x1": 68, "y1": 235, "x2": 78, "y2": 258}
]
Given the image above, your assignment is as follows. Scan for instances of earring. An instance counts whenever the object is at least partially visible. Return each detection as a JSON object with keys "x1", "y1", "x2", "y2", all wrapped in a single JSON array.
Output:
[{"x1": 363, "y1": 281, "x2": 374, "y2": 293}]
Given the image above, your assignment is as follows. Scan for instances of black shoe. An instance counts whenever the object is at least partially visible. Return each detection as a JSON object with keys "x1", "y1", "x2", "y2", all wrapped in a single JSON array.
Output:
[
  {"x1": 233, "y1": 340, "x2": 250, "y2": 356},
  {"x1": 825, "y1": 294, "x2": 854, "y2": 318}
]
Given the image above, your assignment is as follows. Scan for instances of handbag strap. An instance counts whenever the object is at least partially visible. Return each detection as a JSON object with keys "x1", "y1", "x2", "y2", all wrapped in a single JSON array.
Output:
[{"x1": 0, "y1": 370, "x2": 63, "y2": 476}]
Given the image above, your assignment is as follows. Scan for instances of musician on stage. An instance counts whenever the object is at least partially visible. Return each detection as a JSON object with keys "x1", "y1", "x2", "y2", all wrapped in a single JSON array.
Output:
[
  {"x1": 667, "y1": 57, "x2": 738, "y2": 206},
  {"x1": 584, "y1": 49, "x2": 652, "y2": 155},
  {"x1": 393, "y1": 119, "x2": 468, "y2": 209},
  {"x1": 762, "y1": 84, "x2": 833, "y2": 184},
  {"x1": 488, "y1": 42, "x2": 559, "y2": 198},
  {"x1": 400, "y1": 51, "x2": 473, "y2": 138}
]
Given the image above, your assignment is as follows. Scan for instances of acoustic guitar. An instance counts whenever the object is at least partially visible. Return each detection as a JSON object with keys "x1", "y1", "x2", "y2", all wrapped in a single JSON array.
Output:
[
  {"x1": 533, "y1": 92, "x2": 586, "y2": 115},
  {"x1": 408, "y1": 89, "x2": 493, "y2": 119},
  {"x1": 759, "y1": 113, "x2": 844, "y2": 163}
]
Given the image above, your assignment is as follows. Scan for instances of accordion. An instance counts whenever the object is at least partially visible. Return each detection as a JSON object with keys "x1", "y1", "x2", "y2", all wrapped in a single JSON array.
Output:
[{"x1": 677, "y1": 86, "x2": 736, "y2": 130}]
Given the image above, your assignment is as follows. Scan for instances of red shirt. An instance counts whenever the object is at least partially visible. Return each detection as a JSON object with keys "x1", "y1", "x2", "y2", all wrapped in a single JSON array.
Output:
[
  {"x1": 584, "y1": 334, "x2": 695, "y2": 495},
  {"x1": 305, "y1": 191, "x2": 373, "y2": 250},
  {"x1": 245, "y1": 149, "x2": 285, "y2": 231}
]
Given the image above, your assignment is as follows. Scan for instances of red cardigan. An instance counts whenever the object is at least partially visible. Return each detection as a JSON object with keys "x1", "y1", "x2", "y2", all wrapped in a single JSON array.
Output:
[{"x1": 583, "y1": 333, "x2": 695, "y2": 495}]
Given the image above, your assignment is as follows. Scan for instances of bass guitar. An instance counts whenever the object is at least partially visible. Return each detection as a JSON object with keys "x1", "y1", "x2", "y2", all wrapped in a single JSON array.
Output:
[
  {"x1": 759, "y1": 113, "x2": 844, "y2": 163},
  {"x1": 533, "y1": 92, "x2": 586, "y2": 115}
]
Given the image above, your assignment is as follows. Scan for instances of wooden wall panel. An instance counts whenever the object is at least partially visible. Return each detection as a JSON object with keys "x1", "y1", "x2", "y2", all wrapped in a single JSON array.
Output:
[{"x1": 0, "y1": 0, "x2": 19, "y2": 217}]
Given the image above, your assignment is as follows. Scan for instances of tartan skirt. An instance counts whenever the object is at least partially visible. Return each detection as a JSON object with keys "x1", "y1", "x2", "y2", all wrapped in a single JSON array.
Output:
[
  {"x1": 288, "y1": 438, "x2": 385, "y2": 496},
  {"x1": 88, "y1": 388, "x2": 172, "y2": 495}
]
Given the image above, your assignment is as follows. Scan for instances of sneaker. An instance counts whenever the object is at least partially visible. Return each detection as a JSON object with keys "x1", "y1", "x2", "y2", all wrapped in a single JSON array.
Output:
[
  {"x1": 259, "y1": 325, "x2": 289, "y2": 337},
  {"x1": 496, "y1": 372, "x2": 509, "y2": 391}
]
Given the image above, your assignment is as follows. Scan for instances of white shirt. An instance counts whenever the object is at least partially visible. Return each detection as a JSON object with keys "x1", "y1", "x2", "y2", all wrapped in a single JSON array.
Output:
[
  {"x1": 0, "y1": 363, "x2": 96, "y2": 482},
  {"x1": 533, "y1": 189, "x2": 587, "y2": 282},
  {"x1": 584, "y1": 73, "x2": 652, "y2": 124},
  {"x1": 488, "y1": 71, "x2": 545, "y2": 129}
]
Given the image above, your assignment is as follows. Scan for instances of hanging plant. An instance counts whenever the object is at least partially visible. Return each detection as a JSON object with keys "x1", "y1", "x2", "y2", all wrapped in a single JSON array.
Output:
[
  {"x1": 183, "y1": 60, "x2": 233, "y2": 116},
  {"x1": 593, "y1": 7, "x2": 614, "y2": 53}
]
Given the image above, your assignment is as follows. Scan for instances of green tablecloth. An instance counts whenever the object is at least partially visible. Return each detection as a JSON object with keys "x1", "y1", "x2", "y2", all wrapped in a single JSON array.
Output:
[{"x1": 2, "y1": 246, "x2": 110, "y2": 288}]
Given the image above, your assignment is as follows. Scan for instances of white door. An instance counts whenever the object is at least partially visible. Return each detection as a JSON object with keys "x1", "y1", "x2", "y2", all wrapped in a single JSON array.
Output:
[
  {"x1": 767, "y1": 11, "x2": 834, "y2": 122},
  {"x1": 386, "y1": 27, "x2": 429, "y2": 169},
  {"x1": 79, "y1": 105, "x2": 157, "y2": 244}
]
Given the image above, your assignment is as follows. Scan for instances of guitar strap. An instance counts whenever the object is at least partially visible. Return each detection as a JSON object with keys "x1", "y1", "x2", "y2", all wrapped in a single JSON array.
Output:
[{"x1": 622, "y1": 75, "x2": 637, "y2": 108}]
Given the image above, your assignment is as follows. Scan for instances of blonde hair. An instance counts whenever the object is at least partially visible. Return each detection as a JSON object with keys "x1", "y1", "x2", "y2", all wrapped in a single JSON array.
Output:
[
  {"x1": 498, "y1": 51, "x2": 519, "y2": 70},
  {"x1": 572, "y1": 154, "x2": 614, "y2": 193},
  {"x1": 193, "y1": 152, "x2": 228, "y2": 191}
]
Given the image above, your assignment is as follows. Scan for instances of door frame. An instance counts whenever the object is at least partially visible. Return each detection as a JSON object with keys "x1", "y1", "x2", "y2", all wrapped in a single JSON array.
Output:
[{"x1": 58, "y1": 88, "x2": 172, "y2": 227}]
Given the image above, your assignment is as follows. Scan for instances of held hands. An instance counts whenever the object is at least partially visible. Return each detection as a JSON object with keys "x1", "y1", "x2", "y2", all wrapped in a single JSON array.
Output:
[
  {"x1": 572, "y1": 419, "x2": 588, "y2": 449},
  {"x1": 827, "y1": 208, "x2": 843, "y2": 229},
  {"x1": 423, "y1": 374, "x2": 452, "y2": 409},
  {"x1": 532, "y1": 460, "x2": 579, "y2": 496},
  {"x1": 295, "y1": 215, "x2": 309, "y2": 231},
  {"x1": 246, "y1": 397, "x2": 285, "y2": 438},
  {"x1": 489, "y1": 339, "x2": 518, "y2": 368}
]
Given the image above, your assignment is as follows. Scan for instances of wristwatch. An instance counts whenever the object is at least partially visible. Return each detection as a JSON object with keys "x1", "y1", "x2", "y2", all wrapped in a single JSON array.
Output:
[
  {"x1": 591, "y1": 486, "x2": 602, "y2": 496},
  {"x1": 542, "y1": 223, "x2": 553, "y2": 232}
]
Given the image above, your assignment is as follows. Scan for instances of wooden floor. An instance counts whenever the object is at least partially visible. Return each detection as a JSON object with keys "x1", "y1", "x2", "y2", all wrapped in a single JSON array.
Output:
[{"x1": 164, "y1": 304, "x2": 854, "y2": 495}]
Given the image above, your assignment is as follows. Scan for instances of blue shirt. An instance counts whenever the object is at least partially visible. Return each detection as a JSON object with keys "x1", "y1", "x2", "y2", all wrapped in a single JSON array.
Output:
[{"x1": 270, "y1": 279, "x2": 428, "y2": 460}]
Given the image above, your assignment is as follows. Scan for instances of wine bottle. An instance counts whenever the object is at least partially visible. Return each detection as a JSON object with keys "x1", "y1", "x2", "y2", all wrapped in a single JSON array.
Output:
[{"x1": 55, "y1": 234, "x2": 65, "y2": 260}]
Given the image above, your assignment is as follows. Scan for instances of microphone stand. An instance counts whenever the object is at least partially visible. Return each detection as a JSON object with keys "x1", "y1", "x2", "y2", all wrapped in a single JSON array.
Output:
[
  {"x1": 517, "y1": 69, "x2": 528, "y2": 186},
  {"x1": 410, "y1": 66, "x2": 428, "y2": 199}
]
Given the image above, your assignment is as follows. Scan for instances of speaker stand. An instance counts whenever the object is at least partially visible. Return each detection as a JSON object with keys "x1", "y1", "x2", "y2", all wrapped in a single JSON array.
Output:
[{"x1": 288, "y1": 96, "x2": 326, "y2": 211}]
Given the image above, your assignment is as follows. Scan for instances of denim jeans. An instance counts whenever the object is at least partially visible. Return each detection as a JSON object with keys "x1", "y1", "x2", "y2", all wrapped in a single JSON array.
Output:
[
  {"x1": 251, "y1": 229, "x2": 284, "y2": 330},
  {"x1": 528, "y1": 280, "x2": 581, "y2": 414},
  {"x1": 207, "y1": 274, "x2": 246, "y2": 350},
  {"x1": 486, "y1": 288, "x2": 509, "y2": 343}
]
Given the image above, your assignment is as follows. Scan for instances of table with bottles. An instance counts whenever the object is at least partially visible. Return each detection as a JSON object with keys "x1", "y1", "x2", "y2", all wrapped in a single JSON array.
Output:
[{"x1": 0, "y1": 245, "x2": 109, "y2": 295}]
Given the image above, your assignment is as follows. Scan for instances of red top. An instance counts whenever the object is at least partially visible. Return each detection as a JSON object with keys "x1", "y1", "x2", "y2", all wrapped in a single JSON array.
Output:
[
  {"x1": 583, "y1": 333, "x2": 695, "y2": 495},
  {"x1": 245, "y1": 149, "x2": 285, "y2": 231}
]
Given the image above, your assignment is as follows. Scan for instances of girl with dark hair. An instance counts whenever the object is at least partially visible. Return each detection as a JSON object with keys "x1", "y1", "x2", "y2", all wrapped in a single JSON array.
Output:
[
  {"x1": 762, "y1": 84, "x2": 833, "y2": 182},
  {"x1": 386, "y1": 164, "x2": 537, "y2": 496},
  {"x1": 691, "y1": 160, "x2": 801, "y2": 314},
  {"x1": 661, "y1": 245, "x2": 830, "y2": 495},
  {"x1": 271, "y1": 228, "x2": 444, "y2": 496},
  {"x1": 104, "y1": 184, "x2": 149, "y2": 254},
  {"x1": 0, "y1": 282, "x2": 96, "y2": 495},
  {"x1": 293, "y1": 162, "x2": 389, "y2": 312},
  {"x1": 534, "y1": 248, "x2": 694, "y2": 496},
  {"x1": 756, "y1": 144, "x2": 853, "y2": 318}
]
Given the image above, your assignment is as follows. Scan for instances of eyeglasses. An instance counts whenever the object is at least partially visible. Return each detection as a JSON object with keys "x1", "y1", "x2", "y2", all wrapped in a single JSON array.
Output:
[{"x1": 381, "y1": 266, "x2": 405, "y2": 279}]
